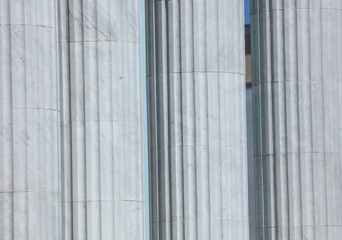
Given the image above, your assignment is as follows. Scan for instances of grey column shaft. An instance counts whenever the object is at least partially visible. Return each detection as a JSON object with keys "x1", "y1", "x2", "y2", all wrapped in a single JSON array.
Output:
[
  {"x1": 147, "y1": 1, "x2": 248, "y2": 239},
  {"x1": 0, "y1": 1, "x2": 61, "y2": 239},
  {"x1": 59, "y1": 0, "x2": 145, "y2": 239},
  {"x1": 252, "y1": 1, "x2": 342, "y2": 239}
]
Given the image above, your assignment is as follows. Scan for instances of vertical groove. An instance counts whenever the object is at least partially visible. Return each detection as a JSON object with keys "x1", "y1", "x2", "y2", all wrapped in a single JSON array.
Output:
[
  {"x1": 58, "y1": 0, "x2": 73, "y2": 237},
  {"x1": 23, "y1": 1, "x2": 28, "y2": 238}
]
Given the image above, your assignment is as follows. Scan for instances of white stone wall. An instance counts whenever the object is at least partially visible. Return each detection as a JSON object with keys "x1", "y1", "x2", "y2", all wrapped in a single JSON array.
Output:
[
  {"x1": 252, "y1": 0, "x2": 342, "y2": 239},
  {"x1": 147, "y1": 0, "x2": 249, "y2": 239},
  {"x1": 0, "y1": 1, "x2": 61, "y2": 239}
]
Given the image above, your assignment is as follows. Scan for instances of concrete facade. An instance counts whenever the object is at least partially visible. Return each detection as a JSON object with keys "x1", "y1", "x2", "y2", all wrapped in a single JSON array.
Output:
[
  {"x1": 146, "y1": 0, "x2": 249, "y2": 239},
  {"x1": 0, "y1": 1, "x2": 61, "y2": 239},
  {"x1": 251, "y1": 1, "x2": 342, "y2": 239}
]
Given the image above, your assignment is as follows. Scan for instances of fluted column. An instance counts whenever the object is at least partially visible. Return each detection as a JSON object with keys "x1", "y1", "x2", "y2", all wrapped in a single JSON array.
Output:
[
  {"x1": 146, "y1": 1, "x2": 248, "y2": 239},
  {"x1": 0, "y1": 1, "x2": 61, "y2": 239},
  {"x1": 252, "y1": 1, "x2": 342, "y2": 239},
  {"x1": 59, "y1": 0, "x2": 145, "y2": 239}
]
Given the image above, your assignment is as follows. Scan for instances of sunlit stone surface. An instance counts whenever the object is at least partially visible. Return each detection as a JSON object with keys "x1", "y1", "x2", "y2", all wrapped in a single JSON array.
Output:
[
  {"x1": 146, "y1": 0, "x2": 249, "y2": 239},
  {"x1": 0, "y1": 1, "x2": 61, "y2": 239},
  {"x1": 252, "y1": 1, "x2": 342, "y2": 239},
  {"x1": 58, "y1": 0, "x2": 145, "y2": 239}
]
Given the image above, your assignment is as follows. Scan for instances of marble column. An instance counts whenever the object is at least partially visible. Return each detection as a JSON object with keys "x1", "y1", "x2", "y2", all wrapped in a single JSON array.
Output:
[
  {"x1": 251, "y1": 1, "x2": 342, "y2": 239},
  {"x1": 59, "y1": 0, "x2": 145, "y2": 239},
  {"x1": 146, "y1": 0, "x2": 248, "y2": 239},
  {"x1": 0, "y1": 0, "x2": 61, "y2": 239}
]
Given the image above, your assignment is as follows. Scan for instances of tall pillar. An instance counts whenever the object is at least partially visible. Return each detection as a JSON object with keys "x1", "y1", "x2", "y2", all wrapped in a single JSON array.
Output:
[
  {"x1": 146, "y1": 1, "x2": 248, "y2": 239},
  {"x1": 252, "y1": 1, "x2": 342, "y2": 239},
  {"x1": 60, "y1": 0, "x2": 145, "y2": 239},
  {"x1": 0, "y1": 1, "x2": 61, "y2": 239}
]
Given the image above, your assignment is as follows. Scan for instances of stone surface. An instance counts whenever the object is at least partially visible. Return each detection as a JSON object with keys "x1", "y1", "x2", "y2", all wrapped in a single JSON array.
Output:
[
  {"x1": 246, "y1": 85, "x2": 255, "y2": 240},
  {"x1": 251, "y1": 1, "x2": 342, "y2": 239},
  {"x1": 146, "y1": 0, "x2": 249, "y2": 239},
  {"x1": 58, "y1": 0, "x2": 145, "y2": 239},
  {"x1": 0, "y1": 0, "x2": 61, "y2": 239},
  {"x1": 58, "y1": 0, "x2": 72, "y2": 239}
]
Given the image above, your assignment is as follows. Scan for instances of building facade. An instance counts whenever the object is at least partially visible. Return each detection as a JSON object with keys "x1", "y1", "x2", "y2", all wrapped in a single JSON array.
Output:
[{"x1": 0, "y1": 0, "x2": 341, "y2": 239}]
